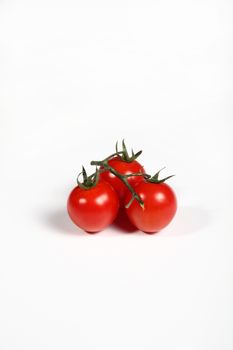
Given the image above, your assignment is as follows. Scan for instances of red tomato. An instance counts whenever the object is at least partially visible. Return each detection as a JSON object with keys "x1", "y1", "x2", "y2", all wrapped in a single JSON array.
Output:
[
  {"x1": 124, "y1": 181, "x2": 177, "y2": 233},
  {"x1": 67, "y1": 181, "x2": 119, "y2": 233},
  {"x1": 100, "y1": 156, "x2": 145, "y2": 203}
]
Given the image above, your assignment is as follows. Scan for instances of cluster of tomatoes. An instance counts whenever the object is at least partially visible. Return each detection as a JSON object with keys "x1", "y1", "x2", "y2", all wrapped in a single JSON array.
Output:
[{"x1": 67, "y1": 141, "x2": 177, "y2": 233}]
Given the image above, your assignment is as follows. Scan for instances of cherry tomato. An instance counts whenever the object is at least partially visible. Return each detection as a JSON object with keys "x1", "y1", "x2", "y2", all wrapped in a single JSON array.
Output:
[
  {"x1": 100, "y1": 156, "x2": 145, "y2": 203},
  {"x1": 67, "y1": 180, "x2": 119, "y2": 233},
  {"x1": 124, "y1": 181, "x2": 177, "y2": 233}
]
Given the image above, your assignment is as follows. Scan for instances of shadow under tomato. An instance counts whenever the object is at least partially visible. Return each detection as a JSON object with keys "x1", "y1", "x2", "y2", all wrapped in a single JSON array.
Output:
[
  {"x1": 44, "y1": 208, "x2": 84, "y2": 235},
  {"x1": 112, "y1": 206, "x2": 211, "y2": 236},
  {"x1": 111, "y1": 208, "x2": 139, "y2": 233},
  {"x1": 159, "y1": 206, "x2": 212, "y2": 237},
  {"x1": 42, "y1": 208, "x2": 116, "y2": 236},
  {"x1": 41, "y1": 205, "x2": 211, "y2": 237}
]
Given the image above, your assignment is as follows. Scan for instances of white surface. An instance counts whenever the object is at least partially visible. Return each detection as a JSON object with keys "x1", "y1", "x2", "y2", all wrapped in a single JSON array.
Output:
[{"x1": 1, "y1": 0, "x2": 233, "y2": 349}]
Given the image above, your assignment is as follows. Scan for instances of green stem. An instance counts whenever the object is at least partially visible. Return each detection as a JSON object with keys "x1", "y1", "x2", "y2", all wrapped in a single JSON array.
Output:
[
  {"x1": 103, "y1": 151, "x2": 123, "y2": 162},
  {"x1": 87, "y1": 168, "x2": 105, "y2": 180},
  {"x1": 124, "y1": 173, "x2": 150, "y2": 179},
  {"x1": 90, "y1": 159, "x2": 144, "y2": 208}
]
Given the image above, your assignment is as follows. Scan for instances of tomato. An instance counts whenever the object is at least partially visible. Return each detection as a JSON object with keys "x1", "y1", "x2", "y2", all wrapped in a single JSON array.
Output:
[
  {"x1": 124, "y1": 181, "x2": 177, "y2": 233},
  {"x1": 100, "y1": 156, "x2": 145, "y2": 203},
  {"x1": 67, "y1": 180, "x2": 119, "y2": 233}
]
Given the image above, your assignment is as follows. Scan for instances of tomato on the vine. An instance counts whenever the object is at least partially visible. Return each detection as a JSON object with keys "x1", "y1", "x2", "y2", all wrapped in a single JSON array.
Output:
[
  {"x1": 100, "y1": 141, "x2": 145, "y2": 202},
  {"x1": 67, "y1": 141, "x2": 177, "y2": 235},
  {"x1": 67, "y1": 168, "x2": 119, "y2": 233},
  {"x1": 100, "y1": 157, "x2": 145, "y2": 201},
  {"x1": 124, "y1": 170, "x2": 177, "y2": 233}
]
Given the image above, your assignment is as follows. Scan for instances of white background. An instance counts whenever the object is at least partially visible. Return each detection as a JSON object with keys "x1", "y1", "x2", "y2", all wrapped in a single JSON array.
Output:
[{"x1": 0, "y1": 0, "x2": 233, "y2": 349}]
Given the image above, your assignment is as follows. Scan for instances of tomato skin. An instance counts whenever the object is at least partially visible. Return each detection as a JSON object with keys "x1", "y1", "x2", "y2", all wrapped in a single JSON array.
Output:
[
  {"x1": 100, "y1": 157, "x2": 145, "y2": 203},
  {"x1": 124, "y1": 181, "x2": 177, "y2": 233},
  {"x1": 67, "y1": 181, "x2": 119, "y2": 233}
]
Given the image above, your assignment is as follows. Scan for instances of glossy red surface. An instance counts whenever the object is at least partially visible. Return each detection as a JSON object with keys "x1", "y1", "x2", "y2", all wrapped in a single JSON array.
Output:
[
  {"x1": 67, "y1": 181, "x2": 119, "y2": 232},
  {"x1": 100, "y1": 156, "x2": 145, "y2": 203},
  {"x1": 125, "y1": 181, "x2": 177, "y2": 233}
]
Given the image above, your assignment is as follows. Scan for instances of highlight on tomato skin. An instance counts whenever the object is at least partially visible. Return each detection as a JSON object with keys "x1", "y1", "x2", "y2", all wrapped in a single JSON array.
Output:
[
  {"x1": 67, "y1": 141, "x2": 177, "y2": 234},
  {"x1": 67, "y1": 180, "x2": 119, "y2": 233},
  {"x1": 100, "y1": 156, "x2": 145, "y2": 203},
  {"x1": 124, "y1": 181, "x2": 177, "y2": 233}
]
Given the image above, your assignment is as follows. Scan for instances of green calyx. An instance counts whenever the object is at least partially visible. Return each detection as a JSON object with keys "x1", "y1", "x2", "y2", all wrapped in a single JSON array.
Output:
[
  {"x1": 75, "y1": 141, "x2": 175, "y2": 210},
  {"x1": 145, "y1": 167, "x2": 175, "y2": 184},
  {"x1": 115, "y1": 140, "x2": 142, "y2": 163},
  {"x1": 77, "y1": 166, "x2": 100, "y2": 190}
]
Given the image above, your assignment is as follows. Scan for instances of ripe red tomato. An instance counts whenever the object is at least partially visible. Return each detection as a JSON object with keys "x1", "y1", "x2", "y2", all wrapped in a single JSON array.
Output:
[
  {"x1": 67, "y1": 180, "x2": 119, "y2": 233},
  {"x1": 100, "y1": 156, "x2": 145, "y2": 202},
  {"x1": 124, "y1": 181, "x2": 177, "y2": 233}
]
